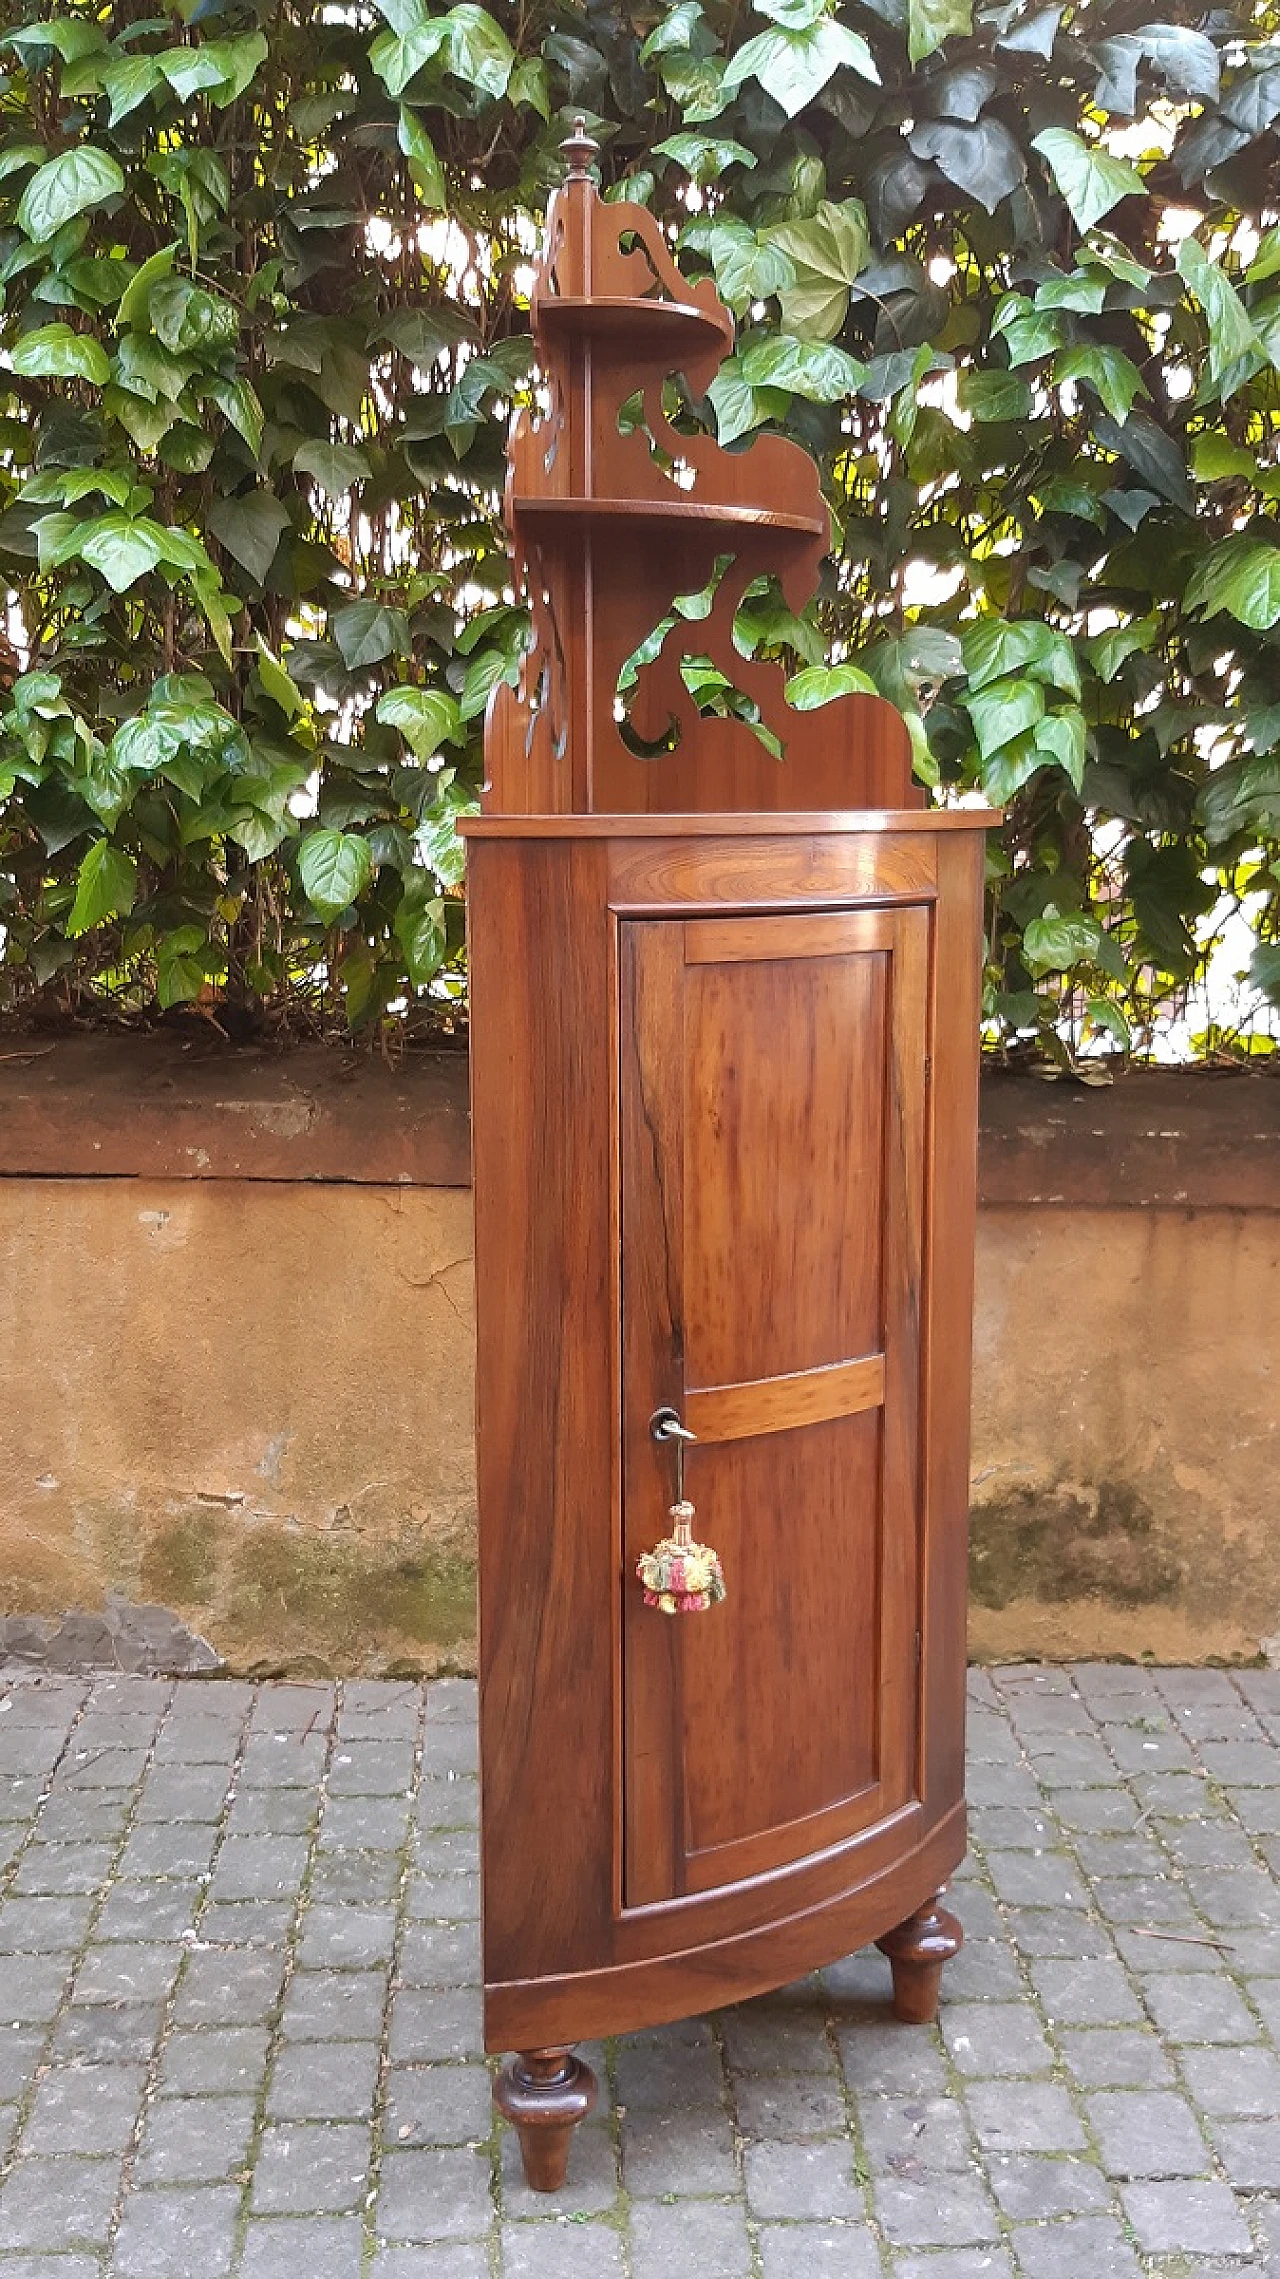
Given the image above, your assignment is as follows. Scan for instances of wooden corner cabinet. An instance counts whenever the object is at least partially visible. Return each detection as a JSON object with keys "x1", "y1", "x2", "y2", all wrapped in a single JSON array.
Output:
[{"x1": 462, "y1": 127, "x2": 993, "y2": 2193}]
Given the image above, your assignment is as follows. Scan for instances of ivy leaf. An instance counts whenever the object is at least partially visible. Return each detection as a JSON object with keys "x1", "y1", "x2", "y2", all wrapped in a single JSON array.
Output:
[
  {"x1": 1185, "y1": 539, "x2": 1280, "y2": 630},
  {"x1": 740, "y1": 333, "x2": 866, "y2": 405},
  {"x1": 298, "y1": 828, "x2": 373, "y2": 920},
  {"x1": 294, "y1": 441, "x2": 372, "y2": 497},
  {"x1": 1031, "y1": 128, "x2": 1146, "y2": 233},
  {"x1": 208, "y1": 492, "x2": 290, "y2": 584},
  {"x1": 6, "y1": 19, "x2": 107, "y2": 64},
  {"x1": 1176, "y1": 237, "x2": 1263, "y2": 398},
  {"x1": 102, "y1": 56, "x2": 163, "y2": 125},
  {"x1": 331, "y1": 600, "x2": 411, "y2": 671},
  {"x1": 721, "y1": 20, "x2": 880, "y2": 119},
  {"x1": 1248, "y1": 942, "x2": 1280, "y2": 1008},
  {"x1": 785, "y1": 662, "x2": 877, "y2": 706},
  {"x1": 909, "y1": 118, "x2": 1025, "y2": 213},
  {"x1": 79, "y1": 513, "x2": 167, "y2": 591},
  {"x1": 1054, "y1": 343, "x2": 1149, "y2": 426},
  {"x1": 706, "y1": 360, "x2": 789, "y2": 445},
  {"x1": 369, "y1": 19, "x2": 451, "y2": 97},
  {"x1": 12, "y1": 324, "x2": 110, "y2": 385},
  {"x1": 67, "y1": 838, "x2": 137, "y2": 935},
  {"x1": 395, "y1": 879, "x2": 448, "y2": 981},
  {"x1": 957, "y1": 369, "x2": 1032, "y2": 422},
  {"x1": 908, "y1": 0, "x2": 973, "y2": 64},
  {"x1": 1034, "y1": 707, "x2": 1087, "y2": 792},
  {"x1": 16, "y1": 147, "x2": 125, "y2": 244},
  {"x1": 962, "y1": 620, "x2": 1080, "y2": 698},
  {"x1": 766, "y1": 199, "x2": 870, "y2": 340},
  {"x1": 1085, "y1": 617, "x2": 1159, "y2": 681},
  {"x1": 397, "y1": 108, "x2": 447, "y2": 207},
  {"x1": 444, "y1": 6, "x2": 514, "y2": 98},
  {"x1": 1022, "y1": 906, "x2": 1104, "y2": 973},
  {"x1": 415, "y1": 804, "x2": 470, "y2": 888},
  {"x1": 376, "y1": 685, "x2": 462, "y2": 759},
  {"x1": 655, "y1": 135, "x2": 758, "y2": 185},
  {"x1": 254, "y1": 639, "x2": 303, "y2": 720},
  {"x1": 706, "y1": 220, "x2": 795, "y2": 314},
  {"x1": 962, "y1": 676, "x2": 1045, "y2": 758}
]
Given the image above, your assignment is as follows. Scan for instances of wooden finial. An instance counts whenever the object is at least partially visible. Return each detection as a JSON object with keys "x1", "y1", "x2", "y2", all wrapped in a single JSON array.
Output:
[{"x1": 561, "y1": 116, "x2": 598, "y2": 179}]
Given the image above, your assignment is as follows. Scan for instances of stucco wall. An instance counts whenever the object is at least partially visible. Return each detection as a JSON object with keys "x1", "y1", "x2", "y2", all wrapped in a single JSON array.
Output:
[{"x1": 0, "y1": 1041, "x2": 1275, "y2": 1671}]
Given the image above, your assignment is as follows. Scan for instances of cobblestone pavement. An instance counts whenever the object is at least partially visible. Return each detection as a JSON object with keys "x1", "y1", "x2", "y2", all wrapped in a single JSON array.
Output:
[{"x1": 0, "y1": 1666, "x2": 1279, "y2": 2276}]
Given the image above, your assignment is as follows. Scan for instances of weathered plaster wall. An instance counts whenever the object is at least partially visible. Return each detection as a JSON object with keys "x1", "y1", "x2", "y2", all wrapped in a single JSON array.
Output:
[
  {"x1": 0, "y1": 1043, "x2": 1276, "y2": 1670},
  {"x1": 970, "y1": 1206, "x2": 1280, "y2": 1665},
  {"x1": 0, "y1": 1178, "x2": 476, "y2": 1675}
]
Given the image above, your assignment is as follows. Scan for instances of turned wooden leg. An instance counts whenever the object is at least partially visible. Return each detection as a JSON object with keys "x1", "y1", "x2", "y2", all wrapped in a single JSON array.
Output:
[
  {"x1": 493, "y1": 2047, "x2": 598, "y2": 2191},
  {"x1": 876, "y1": 1893, "x2": 963, "y2": 2024}
]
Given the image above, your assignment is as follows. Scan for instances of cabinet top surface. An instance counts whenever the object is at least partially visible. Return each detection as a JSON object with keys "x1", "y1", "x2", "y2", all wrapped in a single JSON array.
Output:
[{"x1": 460, "y1": 809, "x2": 998, "y2": 839}]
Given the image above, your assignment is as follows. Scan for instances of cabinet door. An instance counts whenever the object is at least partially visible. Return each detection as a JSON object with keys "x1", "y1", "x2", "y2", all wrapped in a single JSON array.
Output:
[{"x1": 620, "y1": 907, "x2": 929, "y2": 1909}]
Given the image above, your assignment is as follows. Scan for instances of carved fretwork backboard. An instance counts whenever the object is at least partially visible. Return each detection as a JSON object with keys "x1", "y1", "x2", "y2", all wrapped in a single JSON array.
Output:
[{"x1": 483, "y1": 131, "x2": 918, "y2": 817}]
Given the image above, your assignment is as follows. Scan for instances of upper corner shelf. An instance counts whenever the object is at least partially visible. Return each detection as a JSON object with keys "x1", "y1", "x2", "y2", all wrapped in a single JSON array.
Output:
[
  {"x1": 536, "y1": 296, "x2": 731, "y2": 355},
  {"x1": 511, "y1": 495, "x2": 828, "y2": 539}
]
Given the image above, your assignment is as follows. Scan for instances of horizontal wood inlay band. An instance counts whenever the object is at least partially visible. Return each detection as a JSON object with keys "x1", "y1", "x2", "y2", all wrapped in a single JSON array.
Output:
[
  {"x1": 685, "y1": 911, "x2": 898, "y2": 965},
  {"x1": 685, "y1": 1353, "x2": 886, "y2": 1445}
]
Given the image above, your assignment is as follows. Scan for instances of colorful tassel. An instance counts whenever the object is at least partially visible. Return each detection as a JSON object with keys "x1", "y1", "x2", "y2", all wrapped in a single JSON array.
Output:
[{"x1": 636, "y1": 1500, "x2": 726, "y2": 1615}]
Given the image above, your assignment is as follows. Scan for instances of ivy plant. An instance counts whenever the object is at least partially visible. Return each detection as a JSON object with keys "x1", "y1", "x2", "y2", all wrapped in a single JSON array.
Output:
[{"x1": 1, "y1": 0, "x2": 1278, "y2": 1057}]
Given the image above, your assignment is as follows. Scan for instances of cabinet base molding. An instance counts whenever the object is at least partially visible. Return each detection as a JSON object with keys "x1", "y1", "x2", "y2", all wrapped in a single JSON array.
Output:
[
  {"x1": 493, "y1": 2048, "x2": 599, "y2": 2192},
  {"x1": 875, "y1": 1894, "x2": 964, "y2": 2024}
]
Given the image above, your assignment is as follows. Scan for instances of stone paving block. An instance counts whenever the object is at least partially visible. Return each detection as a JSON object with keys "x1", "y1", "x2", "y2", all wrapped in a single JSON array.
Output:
[
  {"x1": 1023, "y1": 1738, "x2": 1116, "y2": 1788},
  {"x1": 1180, "y1": 2042, "x2": 1280, "y2": 2112},
  {"x1": 321, "y1": 1798, "x2": 413, "y2": 1852},
  {"x1": 12, "y1": 1842, "x2": 116, "y2": 1895},
  {"x1": 24, "y1": 2063, "x2": 147, "y2": 2156},
  {"x1": 371, "y1": 2251, "x2": 489, "y2": 2279},
  {"x1": 239, "y1": 1733, "x2": 327, "y2": 1787},
  {"x1": 268, "y1": 2036, "x2": 382, "y2": 2122},
  {"x1": 210, "y1": 1835, "x2": 310, "y2": 1902},
  {"x1": 0, "y1": 2155, "x2": 121, "y2": 2251},
  {"x1": 836, "y1": 2020, "x2": 951, "y2": 2099},
  {"x1": 250, "y1": 1683, "x2": 334, "y2": 1732},
  {"x1": 384, "y1": 2063, "x2": 493, "y2": 2147},
  {"x1": 943, "y1": 2003, "x2": 1054, "y2": 2077},
  {"x1": 982, "y1": 1854, "x2": 1089, "y2": 1911},
  {"x1": 417, "y1": 1777, "x2": 479, "y2": 1831},
  {"x1": 942, "y1": 1886, "x2": 1004, "y2": 1942},
  {"x1": 501, "y1": 2221, "x2": 625, "y2": 2279},
  {"x1": 630, "y1": 2197, "x2": 752, "y2": 2279},
  {"x1": 0, "y1": 1893, "x2": 95, "y2": 1953},
  {"x1": 297, "y1": 1904, "x2": 398, "y2": 1971},
  {"x1": 721, "y1": 2001, "x2": 836, "y2": 2076},
  {"x1": 0, "y1": 2029, "x2": 43, "y2": 2100},
  {"x1": 252, "y1": 2122, "x2": 371, "y2": 2214},
  {"x1": 896, "y1": 2254, "x2": 1014, "y2": 2279},
  {"x1": 172, "y1": 1948, "x2": 285, "y2": 2028},
  {"x1": 1028, "y1": 1958, "x2": 1142, "y2": 2026},
  {"x1": 872, "y1": 2170, "x2": 1001, "y2": 2248},
  {"x1": 51, "y1": 2004, "x2": 164, "y2": 2065},
  {"x1": 757, "y1": 2220, "x2": 883, "y2": 2278},
  {"x1": 415, "y1": 1831, "x2": 480, "y2": 1879},
  {"x1": 941, "y1": 1944, "x2": 1025, "y2": 2003},
  {"x1": 398, "y1": 1921, "x2": 481, "y2": 1989},
  {"x1": 240, "y1": 2214, "x2": 365, "y2": 2279},
  {"x1": 1000, "y1": 1911, "x2": 1114, "y2": 1961},
  {"x1": 328, "y1": 1743, "x2": 416, "y2": 1795},
  {"x1": 311, "y1": 1850, "x2": 402, "y2": 1908},
  {"x1": 1057, "y1": 2027, "x2": 1176, "y2": 2088},
  {"x1": 201, "y1": 1900, "x2": 295, "y2": 1948},
  {"x1": 1227, "y1": 1786, "x2": 1280, "y2": 1835},
  {"x1": 156, "y1": 2024, "x2": 270, "y2": 2097},
  {"x1": 133, "y1": 1766, "x2": 232, "y2": 1822},
  {"x1": 1009, "y1": 2215, "x2": 1143, "y2": 2278},
  {"x1": 986, "y1": 2153, "x2": 1111, "y2": 2220},
  {"x1": 1199, "y1": 1742, "x2": 1280, "y2": 1786},
  {"x1": 1157, "y1": 1818, "x2": 1259, "y2": 1870},
  {"x1": 0, "y1": 2257, "x2": 101, "y2": 2279},
  {"x1": 1138, "y1": 1973, "x2": 1261, "y2": 2043},
  {"x1": 281, "y1": 1968, "x2": 388, "y2": 2043},
  {"x1": 612, "y1": 2025, "x2": 726, "y2": 2111},
  {"x1": 1186, "y1": 1865, "x2": 1280, "y2": 1930},
  {"x1": 1119, "y1": 2178, "x2": 1253, "y2": 2258},
  {"x1": 1074, "y1": 1833, "x2": 1170, "y2": 1880},
  {"x1": 1207, "y1": 2117, "x2": 1280, "y2": 2189},
  {"x1": 1050, "y1": 1789, "x2": 1143, "y2": 1835},
  {"x1": 227, "y1": 1786, "x2": 319, "y2": 1839},
  {"x1": 1127, "y1": 1772, "x2": 1225, "y2": 1819},
  {"x1": 966, "y1": 1766, "x2": 1044, "y2": 1811},
  {"x1": 389, "y1": 1988, "x2": 484, "y2": 2064},
  {"x1": 96, "y1": 1880, "x2": 201, "y2": 1944},
  {"x1": 967, "y1": 1806, "x2": 1057, "y2": 1850},
  {"x1": 621, "y1": 2103, "x2": 738, "y2": 2195},
  {"x1": 1104, "y1": 1727, "x2": 1197, "y2": 1775},
  {"x1": 118, "y1": 1823, "x2": 219, "y2": 1879},
  {"x1": 72, "y1": 1943, "x2": 184, "y2": 2007},
  {"x1": 0, "y1": 1780, "x2": 44, "y2": 1824},
  {"x1": 743, "y1": 2137, "x2": 864, "y2": 2220},
  {"x1": 1084, "y1": 2089, "x2": 1210, "y2": 2178},
  {"x1": 859, "y1": 2092, "x2": 972, "y2": 2173},
  {"x1": 734, "y1": 2071, "x2": 847, "y2": 2138},
  {"x1": 35, "y1": 1792, "x2": 133, "y2": 1843},
  {"x1": 1089, "y1": 1878, "x2": 1201, "y2": 1928},
  {"x1": 136, "y1": 2090, "x2": 257, "y2": 2184},
  {"x1": 406, "y1": 1872, "x2": 480, "y2": 1923},
  {"x1": 378, "y1": 2145, "x2": 495, "y2": 2238},
  {"x1": 58, "y1": 1746, "x2": 149, "y2": 1790},
  {"x1": 963, "y1": 2082, "x2": 1085, "y2": 2155},
  {"x1": 111, "y1": 2183, "x2": 241, "y2": 2277}
]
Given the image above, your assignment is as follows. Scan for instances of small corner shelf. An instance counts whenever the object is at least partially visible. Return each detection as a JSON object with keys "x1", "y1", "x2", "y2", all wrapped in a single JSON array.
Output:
[
  {"x1": 511, "y1": 494, "x2": 828, "y2": 539},
  {"x1": 536, "y1": 295, "x2": 731, "y2": 356}
]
